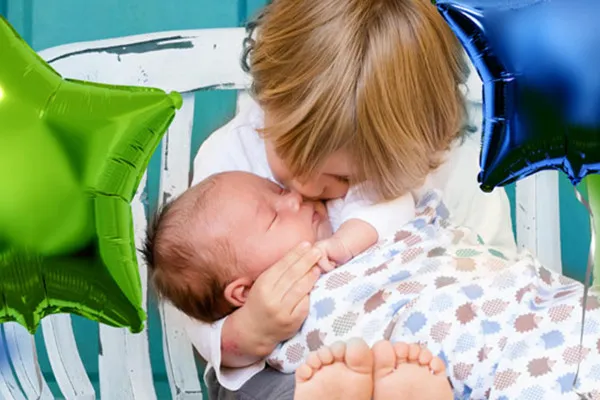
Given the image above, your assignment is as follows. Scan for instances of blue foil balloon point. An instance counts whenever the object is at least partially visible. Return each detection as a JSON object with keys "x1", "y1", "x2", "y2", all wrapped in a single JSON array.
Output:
[{"x1": 436, "y1": 0, "x2": 600, "y2": 192}]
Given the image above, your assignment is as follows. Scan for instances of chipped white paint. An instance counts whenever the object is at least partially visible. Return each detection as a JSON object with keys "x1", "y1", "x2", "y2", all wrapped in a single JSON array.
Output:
[
  {"x1": 2, "y1": 323, "x2": 53, "y2": 400},
  {"x1": 99, "y1": 171, "x2": 156, "y2": 400},
  {"x1": 39, "y1": 28, "x2": 250, "y2": 93},
  {"x1": 127, "y1": 171, "x2": 158, "y2": 400},
  {"x1": 158, "y1": 94, "x2": 203, "y2": 399},
  {"x1": 98, "y1": 325, "x2": 135, "y2": 399},
  {"x1": 0, "y1": 327, "x2": 27, "y2": 400},
  {"x1": 516, "y1": 172, "x2": 563, "y2": 273},
  {"x1": 98, "y1": 323, "x2": 156, "y2": 400},
  {"x1": 41, "y1": 315, "x2": 95, "y2": 399}
]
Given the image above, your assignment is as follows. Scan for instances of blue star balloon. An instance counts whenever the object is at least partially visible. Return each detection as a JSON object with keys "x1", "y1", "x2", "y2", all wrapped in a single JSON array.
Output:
[{"x1": 436, "y1": 0, "x2": 600, "y2": 191}]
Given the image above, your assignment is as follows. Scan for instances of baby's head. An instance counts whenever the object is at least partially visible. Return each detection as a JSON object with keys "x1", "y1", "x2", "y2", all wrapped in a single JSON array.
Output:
[{"x1": 144, "y1": 171, "x2": 332, "y2": 322}]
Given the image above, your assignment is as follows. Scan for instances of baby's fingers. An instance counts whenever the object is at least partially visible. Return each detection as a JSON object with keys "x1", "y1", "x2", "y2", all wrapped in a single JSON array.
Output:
[{"x1": 317, "y1": 257, "x2": 335, "y2": 273}]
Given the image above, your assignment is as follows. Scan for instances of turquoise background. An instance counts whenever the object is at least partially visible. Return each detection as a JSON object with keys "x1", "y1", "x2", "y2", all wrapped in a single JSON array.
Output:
[{"x1": 0, "y1": 0, "x2": 592, "y2": 398}]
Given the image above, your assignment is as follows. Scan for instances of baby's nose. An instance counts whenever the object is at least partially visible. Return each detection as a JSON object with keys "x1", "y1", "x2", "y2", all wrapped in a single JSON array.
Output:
[{"x1": 277, "y1": 190, "x2": 302, "y2": 212}]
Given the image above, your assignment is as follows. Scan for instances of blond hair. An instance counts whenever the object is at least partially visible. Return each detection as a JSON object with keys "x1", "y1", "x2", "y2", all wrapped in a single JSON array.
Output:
[{"x1": 247, "y1": 0, "x2": 470, "y2": 200}]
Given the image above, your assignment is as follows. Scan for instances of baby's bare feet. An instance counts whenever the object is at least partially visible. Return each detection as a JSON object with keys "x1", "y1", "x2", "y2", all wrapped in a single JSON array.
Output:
[
  {"x1": 372, "y1": 341, "x2": 453, "y2": 400},
  {"x1": 294, "y1": 338, "x2": 373, "y2": 400}
]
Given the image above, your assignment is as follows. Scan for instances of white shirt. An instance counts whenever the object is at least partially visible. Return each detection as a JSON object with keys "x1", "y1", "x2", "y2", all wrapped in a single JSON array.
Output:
[{"x1": 186, "y1": 98, "x2": 517, "y2": 390}]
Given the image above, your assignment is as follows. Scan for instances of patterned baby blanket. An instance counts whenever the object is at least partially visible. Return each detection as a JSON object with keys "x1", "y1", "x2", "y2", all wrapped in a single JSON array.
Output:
[{"x1": 267, "y1": 191, "x2": 600, "y2": 399}]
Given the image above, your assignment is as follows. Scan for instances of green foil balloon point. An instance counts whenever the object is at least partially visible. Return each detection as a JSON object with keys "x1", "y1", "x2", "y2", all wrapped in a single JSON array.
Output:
[{"x1": 0, "y1": 16, "x2": 181, "y2": 333}]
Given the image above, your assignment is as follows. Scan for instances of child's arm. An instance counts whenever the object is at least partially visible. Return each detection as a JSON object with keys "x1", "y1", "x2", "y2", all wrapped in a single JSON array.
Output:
[
  {"x1": 220, "y1": 310, "x2": 276, "y2": 366},
  {"x1": 317, "y1": 191, "x2": 416, "y2": 270},
  {"x1": 218, "y1": 243, "x2": 322, "y2": 367},
  {"x1": 315, "y1": 219, "x2": 378, "y2": 270}
]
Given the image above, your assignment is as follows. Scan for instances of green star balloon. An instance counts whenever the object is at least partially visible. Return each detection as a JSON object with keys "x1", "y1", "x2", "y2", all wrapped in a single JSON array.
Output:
[{"x1": 0, "y1": 17, "x2": 182, "y2": 333}]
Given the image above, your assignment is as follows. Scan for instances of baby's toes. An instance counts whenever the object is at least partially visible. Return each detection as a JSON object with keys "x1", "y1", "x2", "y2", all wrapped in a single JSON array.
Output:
[
  {"x1": 429, "y1": 357, "x2": 447, "y2": 375},
  {"x1": 407, "y1": 343, "x2": 422, "y2": 362},
  {"x1": 418, "y1": 347, "x2": 433, "y2": 366},
  {"x1": 392, "y1": 342, "x2": 410, "y2": 365}
]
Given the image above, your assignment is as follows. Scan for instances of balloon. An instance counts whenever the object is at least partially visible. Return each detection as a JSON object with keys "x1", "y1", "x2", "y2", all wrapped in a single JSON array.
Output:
[
  {"x1": 0, "y1": 17, "x2": 182, "y2": 333},
  {"x1": 436, "y1": 0, "x2": 600, "y2": 192},
  {"x1": 586, "y1": 175, "x2": 600, "y2": 284}
]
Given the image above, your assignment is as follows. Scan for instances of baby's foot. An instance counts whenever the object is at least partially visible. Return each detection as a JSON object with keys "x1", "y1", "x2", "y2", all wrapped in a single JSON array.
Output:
[
  {"x1": 372, "y1": 341, "x2": 453, "y2": 400},
  {"x1": 294, "y1": 338, "x2": 373, "y2": 400}
]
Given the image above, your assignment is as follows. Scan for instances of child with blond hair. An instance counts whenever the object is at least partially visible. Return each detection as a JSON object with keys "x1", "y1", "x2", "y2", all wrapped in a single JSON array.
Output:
[{"x1": 152, "y1": 0, "x2": 516, "y2": 398}]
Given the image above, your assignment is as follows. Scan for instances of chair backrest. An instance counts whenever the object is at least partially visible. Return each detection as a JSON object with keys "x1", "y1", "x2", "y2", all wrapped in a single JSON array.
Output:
[{"x1": 0, "y1": 27, "x2": 563, "y2": 400}]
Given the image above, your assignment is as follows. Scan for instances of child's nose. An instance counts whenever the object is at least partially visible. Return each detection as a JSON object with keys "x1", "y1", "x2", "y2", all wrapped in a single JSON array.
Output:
[
  {"x1": 290, "y1": 179, "x2": 323, "y2": 199},
  {"x1": 277, "y1": 190, "x2": 302, "y2": 212}
]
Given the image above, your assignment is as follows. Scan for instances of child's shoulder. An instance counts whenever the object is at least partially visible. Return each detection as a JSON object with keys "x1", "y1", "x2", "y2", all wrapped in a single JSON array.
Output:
[
  {"x1": 192, "y1": 98, "x2": 270, "y2": 184},
  {"x1": 199, "y1": 97, "x2": 264, "y2": 151}
]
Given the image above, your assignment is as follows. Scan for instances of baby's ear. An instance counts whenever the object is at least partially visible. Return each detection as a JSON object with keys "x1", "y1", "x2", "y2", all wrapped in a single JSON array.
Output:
[{"x1": 224, "y1": 277, "x2": 253, "y2": 307}]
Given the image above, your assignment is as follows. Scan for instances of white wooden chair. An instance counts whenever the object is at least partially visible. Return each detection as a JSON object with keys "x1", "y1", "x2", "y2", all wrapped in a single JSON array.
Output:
[{"x1": 0, "y1": 28, "x2": 562, "y2": 400}]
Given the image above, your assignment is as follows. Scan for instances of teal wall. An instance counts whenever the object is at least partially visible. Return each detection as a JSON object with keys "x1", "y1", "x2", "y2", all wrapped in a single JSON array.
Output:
[
  {"x1": 1, "y1": 1, "x2": 267, "y2": 398},
  {"x1": 0, "y1": 0, "x2": 592, "y2": 397},
  {"x1": 504, "y1": 179, "x2": 591, "y2": 284}
]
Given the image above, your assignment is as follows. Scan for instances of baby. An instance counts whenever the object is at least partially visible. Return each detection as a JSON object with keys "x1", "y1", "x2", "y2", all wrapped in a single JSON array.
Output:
[
  {"x1": 145, "y1": 170, "x2": 415, "y2": 323},
  {"x1": 146, "y1": 170, "x2": 458, "y2": 400},
  {"x1": 146, "y1": 171, "x2": 600, "y2": 400}
]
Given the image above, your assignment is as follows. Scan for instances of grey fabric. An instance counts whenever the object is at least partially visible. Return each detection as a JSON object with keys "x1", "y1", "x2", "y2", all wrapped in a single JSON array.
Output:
[{"x1": 206, "y1": 367, "x2": 295, "y2": 400}]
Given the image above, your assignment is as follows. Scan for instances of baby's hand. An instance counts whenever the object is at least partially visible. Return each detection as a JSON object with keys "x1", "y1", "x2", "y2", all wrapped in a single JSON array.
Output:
[{"x1": 314, "y1": 237, "x2": 353, "y2": 272}]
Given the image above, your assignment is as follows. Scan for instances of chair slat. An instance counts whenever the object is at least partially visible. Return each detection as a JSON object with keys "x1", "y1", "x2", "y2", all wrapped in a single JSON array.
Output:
[
  {"x1": 99, "y1": 172, "x2": 157, "y2": 400},
  {"x1": 98, "y1": 326, "x2": 158, "y2": 400},
  {"x1": 128, "y1": 170, "x2": 158, "y2": 400},
  {"x1": 41, "y1": 315, "x2": 95, "y2": 399},
  {"x1": 2, "y1": 323, "x2": 53, "y2": 399},
  {"x1": 516, "y1": 171, "x2": 562, "y2": 273},
  {"x1": 39, "y1": 28, "x2": 250, "y2": 93},
  {"x1": 39, "y1": 30, "x2": 242, "y2": 399},
  {"x1": 98, "y1": 326, "x2": 134, "y2": 399},
  {"x1": 158, "y1": 94, "x2": 203, "y2": 399},
  {"x1": 0, "y1": 328, "x2": 27, "y2": 400}
]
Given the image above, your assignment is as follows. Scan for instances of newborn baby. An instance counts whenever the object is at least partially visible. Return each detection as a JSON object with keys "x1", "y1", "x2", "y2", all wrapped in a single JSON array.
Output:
[
  {"x1": 146, "y1": 170, "x2": 415, "y2": 323},
  {"x1": 145, "y1": 171, "x2": 600, "y2": 400},
  {"x1": 146, "y1": 170, "x2": 453, "y2": 399}
]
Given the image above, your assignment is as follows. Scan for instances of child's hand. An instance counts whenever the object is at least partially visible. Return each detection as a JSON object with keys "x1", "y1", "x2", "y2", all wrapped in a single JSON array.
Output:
[
  {"x1": 314, "y1": 237, "x2": 353, "y2": 272},
  {"x1": 234, "y1": 242, "x2": 323, "y2": 355}
]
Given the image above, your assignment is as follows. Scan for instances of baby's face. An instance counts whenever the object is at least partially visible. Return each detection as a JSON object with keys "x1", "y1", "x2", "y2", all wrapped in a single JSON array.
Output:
[{"x1": 214, "y1": 172, "x2": 332, "y2": 278}]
